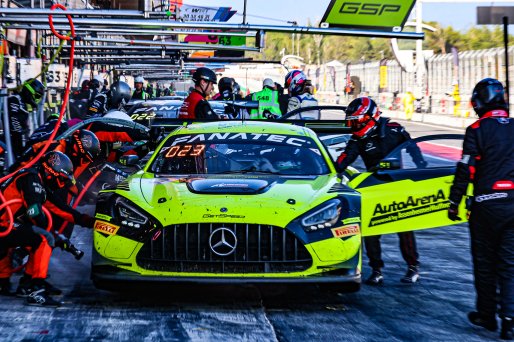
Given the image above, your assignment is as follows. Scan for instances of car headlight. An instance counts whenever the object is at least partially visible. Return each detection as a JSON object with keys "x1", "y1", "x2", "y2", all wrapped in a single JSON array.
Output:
[
  {"x1": 301, "y1": 199, "x2": 341, "y2": 232},
  {"x1": 116, "y1": 197, "x2": 148, "y2": 229}
]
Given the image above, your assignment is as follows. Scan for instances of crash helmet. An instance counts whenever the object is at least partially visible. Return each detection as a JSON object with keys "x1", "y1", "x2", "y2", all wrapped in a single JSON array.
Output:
[
  {"x1": 218, "y1": 77, "x2": 234, "y2": 92},
  {"x1": 20, "y1": 78, "x2": 45, "y2": 107},
  {"x1": 69, "y1": 129, "x2": 101, "y2": 164},
  {"x1": 109, "y1": 81, "x2": 132, "y2": 109},
  {"x1": 233, "y1": 82, "x2": 241, "y2": 95},
  {"x1": 134, "y1": 76, "x2": 145, "y2": 84},
  {"x1": 89, "y1": 75, "x2": 104, "y2": 90},
  {"x1": 80, "y1": 79, "x2": 90, "y2": 91},
  {"x1": 192, "y1": 67, "x2": 217, "y2": 85},
  {"x1": 471, "y1": 78, "x2": 508, "y2": 117},
  {"x1": 345, "y1": 97, "x2": 381, "y2": 139},
  {"x1": 284, "y1": 70, "x2": 306, "y2": 95},
  {"x1": 40, "y1": 151, "x2": 75, "y2": 190}
]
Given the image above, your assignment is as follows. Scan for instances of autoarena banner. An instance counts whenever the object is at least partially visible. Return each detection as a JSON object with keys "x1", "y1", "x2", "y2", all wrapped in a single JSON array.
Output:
[{"x1": 320, "y1": 0, "x2": 416, "y2": 32}]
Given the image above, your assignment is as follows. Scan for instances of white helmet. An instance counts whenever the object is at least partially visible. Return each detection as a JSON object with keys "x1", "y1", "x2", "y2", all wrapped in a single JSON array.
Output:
[{"x1": 135, "y1": 76, "x2": 145, "y2": 84}]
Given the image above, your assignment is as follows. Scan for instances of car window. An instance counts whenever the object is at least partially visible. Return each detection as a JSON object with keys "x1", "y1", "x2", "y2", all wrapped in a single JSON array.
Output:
[
  {"x1": 383, "y1": 134, "x2": 464, "y2": 170},
  {"x1": 149, "y1": 133, "x2": 330, "y2": 175}
]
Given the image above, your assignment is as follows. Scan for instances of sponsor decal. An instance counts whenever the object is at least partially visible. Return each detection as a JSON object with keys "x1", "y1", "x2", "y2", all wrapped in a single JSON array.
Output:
[
  {"x1": 332, "y1": 224, "x2": 360, "y2": 238},
  {"x1": 342, "y1": 217, "x2": 361, "y2": 224},
  {"x1": 369, "y1": 189, "x2": 449, "y2": 227},
  {"x1": 94, "y1": 221, "x2": 120, "y2": 235},
  {"x1": 475, "y1": 192, "x2": 508, "y2": 202},
  {"x1": 95, "y1": 213, "x2": 112, "y2": 221},
  {"x1": 171, "y1": 133, "x2": 311, "y2": 148},
  {"x1": 203, "y1": 213, "x2": 245, "y2": 219},
  {"x1": 210, "y1": 183, "x2": 249, "y2": 188}
]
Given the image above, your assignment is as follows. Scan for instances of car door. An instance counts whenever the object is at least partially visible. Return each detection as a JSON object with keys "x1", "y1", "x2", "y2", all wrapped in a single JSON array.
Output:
[{"x1": 347, "y1": 134, "x2": 468, "y2": 236}]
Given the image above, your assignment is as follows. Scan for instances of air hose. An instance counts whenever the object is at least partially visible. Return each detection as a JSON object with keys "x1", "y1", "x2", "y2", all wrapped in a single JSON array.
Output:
[{"x1": 0, "y1": 4, "x2": 75, "y2": 237}]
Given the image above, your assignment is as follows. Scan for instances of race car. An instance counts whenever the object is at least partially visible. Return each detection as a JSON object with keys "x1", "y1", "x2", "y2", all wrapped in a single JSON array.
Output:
[
  {"x1": 92, "y1": 120, "x2": 363, "y2": 290},
  {"x1": 91, "y1": 108, "x2": 466, "y2": 292},
  {"x1": 126, "y1": 99, "x2": 258, "y2": 126}
]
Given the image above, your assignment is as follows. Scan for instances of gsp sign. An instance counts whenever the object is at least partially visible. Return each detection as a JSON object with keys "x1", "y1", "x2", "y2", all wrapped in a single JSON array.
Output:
[{"x1": 320, "y1": 0, "x2": 415, "y2": 32}]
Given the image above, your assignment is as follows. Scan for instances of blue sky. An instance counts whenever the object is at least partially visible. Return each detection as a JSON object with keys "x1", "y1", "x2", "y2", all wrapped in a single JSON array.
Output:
[{"x1": 182, "y1": 1, "x2": 514, "y2": 31}]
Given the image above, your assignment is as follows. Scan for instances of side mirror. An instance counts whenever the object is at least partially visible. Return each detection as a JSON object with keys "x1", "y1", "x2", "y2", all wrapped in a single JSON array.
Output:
[
  {"x1": 119, "y1": 155, "x2": 140, "y2": 166},
  {"x1": 377, "y1": 157, "x2": 401, "y2": 170}
]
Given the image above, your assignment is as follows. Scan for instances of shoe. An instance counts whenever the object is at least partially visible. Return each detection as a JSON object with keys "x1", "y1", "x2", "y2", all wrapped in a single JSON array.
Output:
[
  {"x1": 40, "y1": 279, "x2": 62, "y2": 296},
  {"x1": 468, "y1": 311, "x2": 498, "y2": 332},
  {"x1": 26, "y1": 288, "x2": 62, "y2": 307},
  {"x1": 401, "y1": 265, "x2": 420, "y2": 283},
  {"x1": 16, "y1": 274, "x2": 32, "y2": 297},
  {"x1": 501, "y1": 317, "x2": 514, "y2": 340},
  {"x1": 0, "y1": 277, "x2": 13, "y2": 296},
  {"x1": 365, "y1": 269, "x2": 383, "y2": 285},
  {"x1": 17, "y1": 276, "x2": 62, "y2": 296}
]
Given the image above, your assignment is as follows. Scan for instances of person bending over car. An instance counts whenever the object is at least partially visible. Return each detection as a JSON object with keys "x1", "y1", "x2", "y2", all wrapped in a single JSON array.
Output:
[
  {"x1": 448, "y1": 78, "x2": 514, "y2": 340},
  {"x1": 336, "y1": 96, "x2": 427, "y2": 286},
  {"x1": 0, "y1": 152, "x2": 95, "y2": 306},
  {"x1": 179, "y1": 67, "x2": 218, "y2": 120}
]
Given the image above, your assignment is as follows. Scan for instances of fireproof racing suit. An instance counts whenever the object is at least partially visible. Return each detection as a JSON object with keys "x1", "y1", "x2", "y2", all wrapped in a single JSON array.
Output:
[
  {"x1": 178, "y1": 90, "x2": 217, "y2": 119},
  {"x1": 7, "y1": 94, "x2": 30, "y2": 158},
  {"x1": 449, "y1": 109, "x2": 514, "y2": 319},
  {"x1": 0, "y1": 169, "x2": 94, "y2": 281},
  {"x1": 336, "y1": 117, "x2": 426, "y2": 269}
]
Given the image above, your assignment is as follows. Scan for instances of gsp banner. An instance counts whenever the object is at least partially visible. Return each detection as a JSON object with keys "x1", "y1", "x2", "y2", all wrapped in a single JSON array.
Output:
[{"x1": 320, "y1": 0, "x2": 416, "y2": 32}]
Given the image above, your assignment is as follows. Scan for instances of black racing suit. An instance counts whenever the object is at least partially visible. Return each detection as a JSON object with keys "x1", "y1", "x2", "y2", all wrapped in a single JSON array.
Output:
[
  {"x1": 7, "y1": 94, "x2": 30, "y2": 158},
  {"x1": 87, "y1": 92, "x2": 108, "y2": 118},
  {"x1": 449, "y1": 109, "x2": 514, "y2": 319},
  {"x1": 337, "y1": 117, "x2": 426, "y2": 270}
]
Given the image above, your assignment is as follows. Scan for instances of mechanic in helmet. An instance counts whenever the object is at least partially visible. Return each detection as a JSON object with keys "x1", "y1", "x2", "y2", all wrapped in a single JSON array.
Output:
[
  {"x1": 0, "y1": 151, "x2": 95, "y2": 306},
  {"x1": 335, "y1": 96, "x2": 426, "y2": 286},
  {"x1": 212, "y1": 77, "x2": 242, "y2": 101},
  {"x1": 448, "y1": 78, "x2": 514, "y2": 339},
  {"x1": 87, "y1": 75, "x2": 109, "y2": 118},
  {"x1": 7, "y1": 78, "x2": 45, "y2": 157},
  {"x1": 284, "y1": 70, "x2": 319, "y2": 118},
  {"x1": 85, "y1": 81, "x2": 150, "y2": 161},
  {"x1": 25, "y1": 113, "x2": 69, "y2": 147},
  {"x1": 246, "y1": 78, "x2": 282, "y2": 120},
  {"x1": 131, "y1": 76, "x2": 149, "y2": 101},
  {"x1": 179, "y1": 67, "x2": 218, "y2": 119}
]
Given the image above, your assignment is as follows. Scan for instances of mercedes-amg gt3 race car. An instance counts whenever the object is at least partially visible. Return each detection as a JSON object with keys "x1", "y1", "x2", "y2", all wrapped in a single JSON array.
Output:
[{"x1": 91, "y1": 109, "x2": 466, "y2": 292}]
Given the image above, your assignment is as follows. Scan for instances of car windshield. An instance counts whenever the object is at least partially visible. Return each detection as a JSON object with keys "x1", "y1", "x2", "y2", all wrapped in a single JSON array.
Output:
[{"x1": 149, "y1": 133, "x2": 330, "y2": 175}]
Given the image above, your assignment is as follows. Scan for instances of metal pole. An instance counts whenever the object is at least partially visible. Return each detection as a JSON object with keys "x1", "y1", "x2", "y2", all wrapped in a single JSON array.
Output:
[
  {"x1": 243, "y1": 0, "x2": 247, "y2": 25},
  {"x1": 1, "y1": 89, "x2": 14, "y2": 166},
  {"x1": 504, "y1": 16, "x2": 510, "y2": 109},
  {"x1": 0, "y1": 17, "x2": 426, "y2": 39}
]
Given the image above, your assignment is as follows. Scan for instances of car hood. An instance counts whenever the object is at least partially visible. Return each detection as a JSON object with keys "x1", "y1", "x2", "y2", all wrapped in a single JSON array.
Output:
[{"x1": 126, "y1": 173, "x2": 346, "y2": 227}]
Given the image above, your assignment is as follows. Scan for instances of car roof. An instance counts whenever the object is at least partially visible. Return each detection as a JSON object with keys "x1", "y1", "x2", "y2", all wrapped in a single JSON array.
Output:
[{"x1": 171, "y1": 120, "x2": 315, "y2": 138}]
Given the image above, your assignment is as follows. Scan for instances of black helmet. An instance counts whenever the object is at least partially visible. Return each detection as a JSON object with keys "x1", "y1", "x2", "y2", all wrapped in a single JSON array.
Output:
[
  {"x1": 218, "y1": 77, "x2": 234, "y2": 92},
  {"x1": 192, "y1": 67, "x2": 217, "y2": 85},
  {"x1": 471, "y1": 78, "x2": 508, "y2": 117},
  {"x1": 40, "y1": 151, "x2": 75, "y2": 190},
  {"x1": 109, "y1": 81, "x2": 132, "y2": 109},
  {"x1": 69, "y1": 129, "x2": 101, "y2": 164},
  {"x1": 345, "y1": 97, "x2": 381, "y2": 139},
  {"x1": 20, "y1": 78, "x2": 45, "y2": 107}
]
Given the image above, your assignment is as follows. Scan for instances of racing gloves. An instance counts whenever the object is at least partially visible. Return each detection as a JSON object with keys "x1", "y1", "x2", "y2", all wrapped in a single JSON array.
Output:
[
  {"x1": 79, "y1": 214, "x2": 97, "y2": 229},
  {"x1": 447, "y1": 201, "x2": 462, "y2": 221}
]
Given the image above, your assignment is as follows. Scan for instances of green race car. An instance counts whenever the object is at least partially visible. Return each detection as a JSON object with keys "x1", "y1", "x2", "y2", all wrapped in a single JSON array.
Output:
[{"x1": 92, "y1": 113, "x2": 467, "y2": 291}]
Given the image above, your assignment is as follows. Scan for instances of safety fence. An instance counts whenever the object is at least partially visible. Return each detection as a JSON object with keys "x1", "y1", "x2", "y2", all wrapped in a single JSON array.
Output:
[{"x1": 301, "y1": 46, "x2": 514, "y2": 116}]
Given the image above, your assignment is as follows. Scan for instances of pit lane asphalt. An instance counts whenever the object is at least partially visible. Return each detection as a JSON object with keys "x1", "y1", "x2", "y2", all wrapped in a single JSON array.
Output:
[{"x1": 0, "y1": 217, "x2": 496, "y2": 341}]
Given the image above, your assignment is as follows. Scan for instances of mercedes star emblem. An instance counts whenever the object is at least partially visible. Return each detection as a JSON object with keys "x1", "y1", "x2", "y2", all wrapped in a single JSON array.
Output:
[{"x1": 209, "y1": 227, "x2": 237, "y2": 256}]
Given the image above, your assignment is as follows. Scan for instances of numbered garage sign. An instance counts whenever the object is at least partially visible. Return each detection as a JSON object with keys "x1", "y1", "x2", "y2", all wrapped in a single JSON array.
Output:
[
  {"x1": 46, "y1": 64, "x2": 69, "y2": 88},
  {"x1": 17, "y1": 58, "x2": 42, "y2": 84}
]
